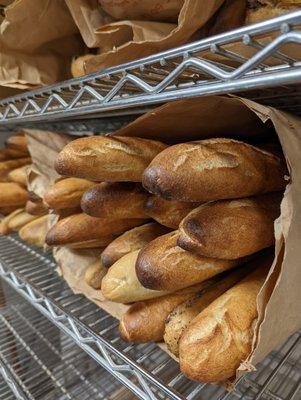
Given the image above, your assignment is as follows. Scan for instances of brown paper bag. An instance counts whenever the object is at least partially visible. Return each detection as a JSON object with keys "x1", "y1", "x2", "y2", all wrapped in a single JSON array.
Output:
[
  {"x1": 0, "y1": 0, "x2": 84, "y2": 90},
  {"x1": 66, "y1": 0, "x2": 246, "y2": 72}
]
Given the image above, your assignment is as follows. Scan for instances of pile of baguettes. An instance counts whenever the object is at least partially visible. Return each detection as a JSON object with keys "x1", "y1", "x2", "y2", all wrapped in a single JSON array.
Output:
[
  {"x1": 0, "y1": 134, "x2": 287, "y2": 383},
  {"x1": 0, "y1": 133, "x2": 49, "y2": 243}
]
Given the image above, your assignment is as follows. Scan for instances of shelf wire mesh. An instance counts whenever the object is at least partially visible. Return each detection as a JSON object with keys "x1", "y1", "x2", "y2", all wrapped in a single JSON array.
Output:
[
  {"x1": 0, "y1": 285, "x2": 135, "y2": 400},
  {"x1": 0, "y1": 234, "x2": 300, "y2": 399}
]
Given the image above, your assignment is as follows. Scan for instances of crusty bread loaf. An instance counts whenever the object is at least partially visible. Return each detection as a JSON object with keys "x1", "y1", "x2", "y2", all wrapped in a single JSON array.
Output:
[
  {"x1": 19, "y1": 215, "x2": 49, "y2": 248},
  {"x1": 0, "y1": 158, "x2": 31, "y2": 181},
  {"x1": 142, "y1": 139, "x2": 286, "y2": 202},
  {"x1": 119, "y1": 289, "x2": 202, "y2": 343},
  {"x1": 6, "y1": 211, "x2": 38, "y2": 233},
  {"x1": 25, "y1": 200, "x2": 48, "y2": 216},
  {"x1": 71, "y1": 54, "x2": 94, "y2": 78},
  {"x1": 45, "y1": 213, "x2": 147, "y2": 248},
  {"x1": 55, "y1": 136, "x2": 167, "y2": 182},
  {"x1": 101, "y1": 222, "x2": 170, "y2": 268},
  {"x1": 144, "y1": 195, "x2": 200, "y2": 228},
  {"x1": 44, "y1": 178, "x2": 94, "y2": 210},
  {"x1": 0, "y1": 205, "x2": 20, "y2": 216},
  {"x1": 0, "y1": 147, "x2": 29, "y2": 161},
  {"x1": 84, "y1": 260, "x2": 107, "y2": 289},
  {"x1": 0, "y1": 182, "x2": 28, "y2": 206},
  {"x1": 6, "y1": 135, "x2": 28, "y2": 153},
  {"x1": 0, "y1": 209, "x2": 22, "y2": 234},
  {"x1": 179, "y1": 256, "x2": 271, "y2": 383},
  {"x1": 178, "y1": 193, "x2": 281, "y2": 259},
  {"x1": 136, "y1": 231, "x2": 240, "y2": 291},
  {"x1": 81, "y1": 182, "x2": 148, "y2": 219},
  {"x1": 8, "y1": 165, "x2": 29, "y2": 186},
  {"x1": 164, "y1": 265, "x2": 254, "y2": 356},
  {"x1": 98, "y1": 0, "x2": 183, "y2": 22},
  {"x1": 101, "y1": 250, "x2": 171, "y2": 303}
]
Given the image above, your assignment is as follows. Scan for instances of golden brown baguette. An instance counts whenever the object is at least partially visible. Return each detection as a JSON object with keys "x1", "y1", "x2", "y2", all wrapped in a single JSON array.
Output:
[
  {"x1": 8, "y1": 165, "x2": 29, "y2": 186},
  {"x1": 0, "y1": 205, "x2": 20, "y2": 216},
  {"x1": 71, "y1": 54, "x2": 94, "y2": 78},
  {"x1": 5, "y1": 210, "x2": 38, "y2": 233},
  {"x1": 119, "y1": 284, "x2": 210, "y2": 343},
  {"x1": 179, "y1": 255, "x2": 271, "y2": 383},
  {"x1": 45, "y1": 213, "x2": 147, "y2": 248},
  {"x1": 81, "y1": 182, "x2": 148, "y2": 219},
  {"x1": 136, "y1": 231, "x2": 240, "y2": 291},
  {"x1": 0, "y1": 182, "x2": 28, "y2": 206},
  {"x1": 0, "y1": 158, "x2": 31, "y2": 181},
  {"x1": 144, "y1": 195, "x2": 200, "y2": 228},
  {"x1": 178, "y1": 193, "x2": 281, "y2": 259},
  {"x1": 99, "y1": 0, "x2": 183, "y2": 22},
  {"x1": 101, "y1": 250, "x2": 171, "y2": 303},
  {"x1": 84, "y1": 260, "x2": 107, "y2": 289},
  {"x1": 0, "y1": 147, "x2": 29, "y2": 161},
  {"x1": 6, "y1": 135, "x2": 28, "y2": 153},
  {"x1": 55, "y1": 136, "x2": 167, "y2": 182},
  {"x1": 19, "y1": 215, "x2": 49, "y2": 248},
  {"x1": 44, "y1": 178, "x2": 94, "y2": 210},
  {"x1": 101, "y1": 222, "x2": 170, "y2": 268},
  {"x1": 142, "y1": 138, "x2": 286, "y2": 202},
  {"x1": 0, "y1": 209, "x2": 22, "y2": 234},
  {"x1": 164, "y1": 265, "x2": 255, "y2": 356},
  {"x1": 25, "y1": 200, "x2": 48, "y2": 216}
]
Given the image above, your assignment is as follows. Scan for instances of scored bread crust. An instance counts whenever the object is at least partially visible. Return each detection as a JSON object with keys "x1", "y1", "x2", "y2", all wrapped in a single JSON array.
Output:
[
  {"x1": 44, "y1": 178, "x2": 94, "y2": 210},
  {"x1": 178, "y1": 193, "x2": 281, "y2": 260},
  {"x1": 136, "y1": 230, "x2": 239, "y2": 291},
  {"x1": 45, "y1": 213, "x2": 147, "y2": 247},
  {"x1": 55, "y1": 136, "x2": 167, "y2": 182},
  {"x1": 81, "y1": 182, "x2": 148, "y2": 219},
  {"x1": 142, "y1": 138, "x2": 286, "y2": 202},
  {"x1": 144, "y1": 195, "x2": 200, "y2": 228},
  {"x1": 179, "y1": 258, "x2": 271, "y2": 383},
  {"x1": 101, "y1": 222, "x2": 170, "y2": 268}
]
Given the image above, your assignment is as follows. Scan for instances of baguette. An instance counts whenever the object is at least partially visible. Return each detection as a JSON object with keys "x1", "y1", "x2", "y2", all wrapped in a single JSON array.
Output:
[
  {"x1": 19, "y1": 215, "x2": 49, "y2": 248},
  {"x1": 81, "y1": 182, "x2": 148, "y2": 219},
  {"x1": 179, "y1": 255, "x2": 271, "y2": 383},
  {"x1": 25, "y1": 200, "x2": 48, "y2": 216},
  {"x1": 101, "y1": 250, "x2": 171, "y2": 303},
  {"x1": 84, "y1": 260, "x2": 107, "y2": 289},
  {"x1": 119, "y1": 285, "x2": 206, "y2": 343},
  {"x1": 44, "y1": 178, "x2": 94, "y2": 210},
  {"x1": 142, "y1": 139, "x2": 286, "y2": 202},
  {"x1": 144, "y1": 195, "x2": 200, "y2": 228},
  {"x1": 8, "y1": 165, "x2": 29, "y2": 186},
  {"x1": 0, "y1": 182, "x2": 28, "y2": 206},
  {"x1": 0, "y1": 205, "x2": 20, "y2": 216},
  {"x1": 45, "y1": 213, "x2": 147, "y2": 248},
  {"x1": 178, "y1": 193, "x2": 281, "y2": 259},
  {"x1": 101, "y1": 222, "x2": 170, "y2": 268},
  {"x1": 6, "y1": 210, "x2": 38, "y2": 233},
  {"x1": 0, "y1": 158, "x2": 31, "y2": 181},
  {"x1": 0, "y1": 147, "x2": 29, "y2": 161},
  {"x1": 0, "y1": 209, "x2": 22, "y2": 234},
  {"x1": 55, "y1": 136, "x2": 167, "y2": 182},
  {"x1": 136, "y1": 231, "x2": 240, "y2": 291},
  {"x1": 6, "y1": 135, "x2": 28, "y2": 153},
  {"x1": 164, "y1": 265, "x2": 254, "y2": 356}
]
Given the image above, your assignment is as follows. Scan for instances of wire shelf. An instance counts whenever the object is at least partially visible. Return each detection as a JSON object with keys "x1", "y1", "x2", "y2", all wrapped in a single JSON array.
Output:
[
  {"x1": 0, "y1": 284, "x2": 135, "y2": 400},
  {"x1": 0, "y1": 234, "x2": 300, "y2": 400},
  {"x1": 1, "y1": 11, "x2": 301, "y2": 130}
]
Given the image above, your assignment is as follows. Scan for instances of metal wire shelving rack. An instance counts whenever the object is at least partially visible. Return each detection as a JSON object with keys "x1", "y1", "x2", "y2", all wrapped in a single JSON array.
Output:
[
  {"x1": 0, "y1": 11, "x2": 301, "y2": 134},
  {"x1": 0, "y1": 282, "x2": 135, "y2": 400},
  {"x1": 0, "y1": 10, "x2": 301, "y2": 400},
  {"x1": 0, "y1": 234, "x2": 300, "y2": 400}
]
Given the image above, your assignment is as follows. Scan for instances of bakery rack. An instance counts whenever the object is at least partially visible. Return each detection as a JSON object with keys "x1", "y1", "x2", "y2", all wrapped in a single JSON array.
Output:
[
  {"x1": 1, "y1": 10, "x2": 301, "y2": 400},
  {"x1": 0, "y1": 10, "x2": 301, "y2": 134},
  {"x1": 0, "y1": 282, "x2": 135, "y2": 400},
  {"x1": 0, "y1": 234, "x2": 300, "y2": 400}
]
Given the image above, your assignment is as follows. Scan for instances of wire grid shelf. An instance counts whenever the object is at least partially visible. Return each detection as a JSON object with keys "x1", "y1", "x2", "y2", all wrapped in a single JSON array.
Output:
[
  {"x1": 0, "y1": 235, "x2": 300, "y2": 400},
  {"x1": 1, "y1": 11, "x2": 301, "y2": 129},
  {"x1": 0, "y1": 367, "x2": 22, "y2": 400},
  {"x1": 0, "y1": 286, "x2": 134, "y2": 400}
]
